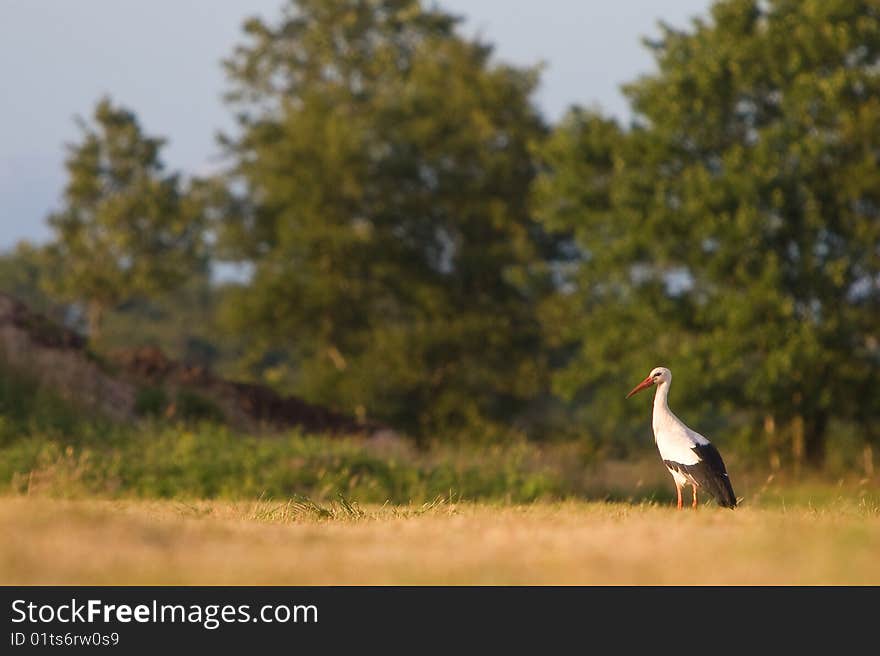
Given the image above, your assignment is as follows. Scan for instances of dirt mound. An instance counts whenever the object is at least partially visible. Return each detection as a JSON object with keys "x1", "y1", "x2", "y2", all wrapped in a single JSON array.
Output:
[
  {"x1": 111, "y1": 345, "x2": 213, "y2": 386},
  {"x1": 109, "y1": 345, "x2": 378, "y2": 435},
  {"x1": 1, "y1": 294, "x2": 85, "y2": 350},
  {"x1": 0, "y1": 293, "x2": 133, "y2": 421},
  {"x1": 0, "y1": 293, "x2": 385, "y2": 436}
]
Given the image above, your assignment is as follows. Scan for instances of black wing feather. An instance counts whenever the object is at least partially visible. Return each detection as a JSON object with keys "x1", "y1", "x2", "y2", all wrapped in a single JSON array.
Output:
[{"x1": 664, "y1": 442, "x2": 737, "y2": 508}]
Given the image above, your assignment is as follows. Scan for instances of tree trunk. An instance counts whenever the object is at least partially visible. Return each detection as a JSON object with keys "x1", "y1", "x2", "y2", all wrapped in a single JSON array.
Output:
[
  {"x1": 764, "y1": 414, "x2": 781, "y2": 471},
  {"x1": 87, "y1": 301, "x2": 105, "y2": 342},
  {"x1": 791, "y1": 415, "x2": 804, "y2": 476},
  {"x1": 802, "y1": 412, "x2": 827, "y2": 469},
  {"x1": 862, "y1": 422, "x2": 877, "y2": 478}
]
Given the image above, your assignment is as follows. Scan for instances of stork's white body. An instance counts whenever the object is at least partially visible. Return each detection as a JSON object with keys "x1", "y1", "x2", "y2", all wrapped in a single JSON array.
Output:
[{"x1": 652, "y1": 380, "x2": 708, "y2": 487}]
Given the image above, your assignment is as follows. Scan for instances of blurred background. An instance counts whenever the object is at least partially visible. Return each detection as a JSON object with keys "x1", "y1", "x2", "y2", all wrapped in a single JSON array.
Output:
[{"x1": 0, "y1": 0, "x2": 878, "y2": 503}]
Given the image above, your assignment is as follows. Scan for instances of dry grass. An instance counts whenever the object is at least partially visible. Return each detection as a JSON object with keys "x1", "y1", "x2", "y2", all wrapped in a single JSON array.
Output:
[{"x1": 1, "y1": 495, "x2": 879, "y2": 585}]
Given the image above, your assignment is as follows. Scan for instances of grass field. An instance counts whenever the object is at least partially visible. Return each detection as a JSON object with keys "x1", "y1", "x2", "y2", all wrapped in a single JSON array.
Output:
[{"x1": 2, "y1": 494, "x2": 879, "y2": 585}]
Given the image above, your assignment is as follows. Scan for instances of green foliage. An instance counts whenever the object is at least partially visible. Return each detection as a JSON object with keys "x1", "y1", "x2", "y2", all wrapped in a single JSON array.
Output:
[
  {"x1": 134, "y1": 385, "x2": 226, "y2": 424},
  {"x1": 534, "y1": 0, "x2": 880, "y2": 466},
  {"x1": 0, "y1": 363, "x2": 98, "y2": 446},
  {"x1": 0, "y1": 424, "x2": 597, "y2": 503},
  {"x1": 134, "y1": 386, "x2": 168, "y2": 417},
  {"x1": 173, "y1": 390, "x2": 225, "y2": 423},
  {"x1": 44, "y1": 97, "x2": 207, "y2": 339},
  {"x1": 0, "y1": 243, "x2": 66, "y2": 323},
  {"x1": 98, "y1": 271, "x2": 244, "y2": 374},
  {"x1": 217, "y1": 0, "x2": 559, "y2": 438}
]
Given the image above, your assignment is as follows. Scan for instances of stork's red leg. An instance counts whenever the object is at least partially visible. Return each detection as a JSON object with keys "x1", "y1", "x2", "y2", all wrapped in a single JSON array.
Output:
[
  {"x1": 676, "y1": 485, "x2": 683, "y2": 510},
  {"x1": 692, "y1": 485, "x2": 698, "y2": 509}
]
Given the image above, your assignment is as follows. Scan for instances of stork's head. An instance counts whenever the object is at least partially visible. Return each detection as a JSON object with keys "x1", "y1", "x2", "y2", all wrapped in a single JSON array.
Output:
[{"x1": 625, "y1": 366, "x2": 671, "y2": 398}]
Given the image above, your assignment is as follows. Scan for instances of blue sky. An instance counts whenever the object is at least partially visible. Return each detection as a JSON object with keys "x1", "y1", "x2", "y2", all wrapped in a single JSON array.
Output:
[{"x1": 0, "y1": 0, "x2": 711, "y2": 251}]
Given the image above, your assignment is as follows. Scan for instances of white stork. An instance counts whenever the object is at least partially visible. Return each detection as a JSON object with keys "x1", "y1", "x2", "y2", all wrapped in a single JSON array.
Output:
[{"x1": 626, "y1": 366, "x2": 737, "y2": 509}]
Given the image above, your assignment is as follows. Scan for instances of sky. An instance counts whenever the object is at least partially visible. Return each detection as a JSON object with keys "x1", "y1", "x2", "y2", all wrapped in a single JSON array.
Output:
[{"x1": 0, "y1": 0, "x2": 712, "y2": 252}]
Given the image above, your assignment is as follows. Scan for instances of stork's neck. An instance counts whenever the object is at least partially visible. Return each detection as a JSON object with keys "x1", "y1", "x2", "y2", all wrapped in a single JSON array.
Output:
[{"x1": 652, "y1": 381, "x2": 673, "y2": 425}]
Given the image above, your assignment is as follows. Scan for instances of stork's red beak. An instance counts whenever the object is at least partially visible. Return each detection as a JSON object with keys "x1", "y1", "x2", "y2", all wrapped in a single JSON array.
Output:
[{"x1": 626, "y1": 376, "x2": 655, "y2": 399}]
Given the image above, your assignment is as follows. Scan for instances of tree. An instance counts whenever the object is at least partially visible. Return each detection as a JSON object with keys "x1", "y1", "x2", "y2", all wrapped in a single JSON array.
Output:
[
  {"x1": 218, "y1": 0, "x2": 558, "y2": 437},
  {"x1": 0, "y1": 242, "x2": 65, "y2": 322},
  {"x1": 46, "y1": 98, "x2": 206, "y2": 340},
  {"x1": 535, "y1": 0, "x2": 880, "y2": 467},
  {"x1": 533, "y1": 110, "x2": 725, "y2": 456}
]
